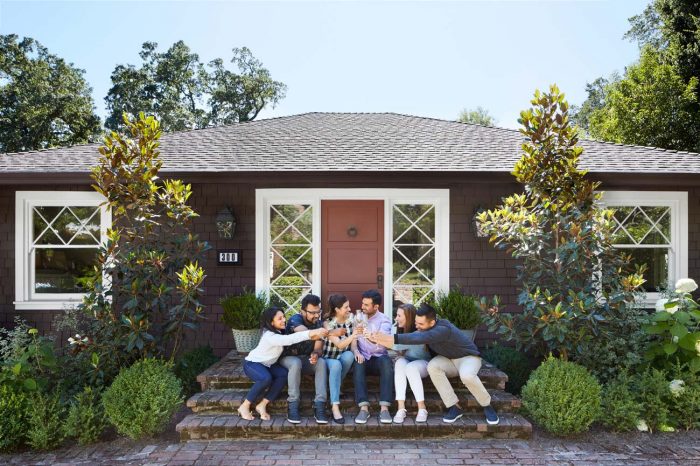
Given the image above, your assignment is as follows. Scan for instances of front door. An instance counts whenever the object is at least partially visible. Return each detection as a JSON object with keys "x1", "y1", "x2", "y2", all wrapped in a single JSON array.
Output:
[{"x1": 321, "y1": 200, "x2": 384, "y2": 312}]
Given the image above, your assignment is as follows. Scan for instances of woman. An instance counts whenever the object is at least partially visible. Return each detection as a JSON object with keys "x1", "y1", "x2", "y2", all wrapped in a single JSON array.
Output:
[
  {"x1": 322, "y1": 294, "x2": 360, "y2": 424},
  {"x1": 239, "y1": 306, "x2": 327, "y2": 421},
  {"x1": 392, "y1": 303, "x2": 431, "y2": 423}
]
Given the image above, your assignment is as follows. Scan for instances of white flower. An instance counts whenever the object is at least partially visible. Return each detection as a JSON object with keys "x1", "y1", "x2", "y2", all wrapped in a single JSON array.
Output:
[
  {"x1": 675, "y1": 278, "x2": 698, "y2": 294},
  {"x1": 669, "y1": 379, "x2": 686, "y2": 397},
  {"x1": 655, "y1": 298, "x2": 668, "y2": 312},
  {"x1": 636, "y1": 420, "x2": 649, "y2": 432},
  {"x1": 673, "y1": 336, "x2": 679, "y2": 343}
]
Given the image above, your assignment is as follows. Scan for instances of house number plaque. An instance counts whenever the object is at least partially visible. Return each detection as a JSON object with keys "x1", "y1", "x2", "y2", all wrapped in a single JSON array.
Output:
[{"x1": 217, "y1": 249, "x2": 242, "y2": 266}]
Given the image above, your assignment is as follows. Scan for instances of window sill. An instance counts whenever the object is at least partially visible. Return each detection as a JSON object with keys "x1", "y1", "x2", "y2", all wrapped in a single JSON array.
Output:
[{"x1": 14, "y1": 300, "x2": 82, "y2": 311}]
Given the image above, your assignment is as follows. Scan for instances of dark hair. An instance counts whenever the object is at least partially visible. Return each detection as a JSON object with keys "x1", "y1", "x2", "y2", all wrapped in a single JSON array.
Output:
[
  {"x1": 416, "y1": 303, "x2": 437, "y2": 321},
  {"x1": 397, "y1": 303, "x2": 417, "y2": 333},
  {"x1": 362, "y1": 289, "x2": 382, "y2": 306},
  {"x1": 301, "y1": 294, "x2": 321, "y2": 311},
  {"x1": 260, "y1": 307, "x2": 285, "y2": 333},
  {"x1": 327, "y1": 294, "x2": 348, "y2": 320}
]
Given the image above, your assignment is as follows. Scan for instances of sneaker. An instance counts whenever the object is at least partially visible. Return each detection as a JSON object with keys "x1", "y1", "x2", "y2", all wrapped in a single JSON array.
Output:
[
  {"x1": 416, "y1": 408, "x2": 429, "y2": 423},
  {"x1": 314, "y1": 402, "x2": 329, "y2": 424},
  {"x1": 484, "y1": 405, "x2": 499, "y2": 425},
  {"x1": 355, "y1": 408, "x2": 370, "y2": 424},
  {"x1": 393, "y1": 408, "x2": 407, "y2": 424},
  {"x1": 379, "y1": 409, "x2": 392, "y2": 424},
  {"x1": 287, "y1": 400, "x2": 301, "y2": 424},
  {"x1": 442, "y1": 405, "x2": 463, "y2": 424}
]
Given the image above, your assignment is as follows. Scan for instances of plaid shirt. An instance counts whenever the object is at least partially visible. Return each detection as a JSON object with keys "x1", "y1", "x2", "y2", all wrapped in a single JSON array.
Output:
[{"x1": 322, "y1": 318, "x2": 354, "y2": 359}]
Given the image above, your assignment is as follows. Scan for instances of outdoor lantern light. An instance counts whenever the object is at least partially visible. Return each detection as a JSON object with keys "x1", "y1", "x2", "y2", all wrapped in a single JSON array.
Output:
[
  {"x1": 216, "y1": 206, "x2": 237, "y2": 239},
  {"x1": 473, "y1": 205, "x2": 488, "y2": 239}
]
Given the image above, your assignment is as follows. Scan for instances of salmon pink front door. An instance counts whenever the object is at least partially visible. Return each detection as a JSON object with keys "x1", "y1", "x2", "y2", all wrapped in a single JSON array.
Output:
[{"x1": 321, "y1": 200, "x2": 384, "y2": 312}]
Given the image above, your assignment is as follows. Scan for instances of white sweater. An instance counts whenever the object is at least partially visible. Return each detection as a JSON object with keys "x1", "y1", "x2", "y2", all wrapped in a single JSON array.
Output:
[{"x1": 245, "y1": 330, "x2": 311, "y2": 366}]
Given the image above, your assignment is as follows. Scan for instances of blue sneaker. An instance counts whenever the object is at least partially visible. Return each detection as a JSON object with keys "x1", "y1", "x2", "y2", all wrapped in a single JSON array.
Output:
[
  {"x1": 287, "y1": 401, "x2": 301, "y2": 424},
  {"x1": 484, "y1": 405, "x2": 499, "y2": 425},
  {"x1": 442, "y1": 405, "x2": 463, "y2": 423}
]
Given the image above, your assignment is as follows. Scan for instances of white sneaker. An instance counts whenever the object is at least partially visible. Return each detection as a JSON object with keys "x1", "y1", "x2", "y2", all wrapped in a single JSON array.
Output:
[
  {"x1": 416, "y1": 409, "x2": 428, "y2": 423},
  {"x1": 393, "y1": 408, "x2": 407, "y2": 424}
]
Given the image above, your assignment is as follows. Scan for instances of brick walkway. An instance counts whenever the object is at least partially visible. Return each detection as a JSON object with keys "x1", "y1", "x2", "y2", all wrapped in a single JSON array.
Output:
[{"x1": 3, "y1": 432, "x2": 699, "y2": 466}]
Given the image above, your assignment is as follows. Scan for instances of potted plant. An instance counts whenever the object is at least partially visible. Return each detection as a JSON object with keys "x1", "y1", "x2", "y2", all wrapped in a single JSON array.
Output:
[
  {"x1": 432, "y1": 287, "x2": 482, "y2": 340},
  {"x1": 220, "y1": 289, "x2": 269, "y2": 353}
]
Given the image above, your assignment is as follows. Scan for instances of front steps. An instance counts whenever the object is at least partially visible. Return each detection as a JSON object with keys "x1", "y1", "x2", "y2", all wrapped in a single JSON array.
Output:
[{"x1": 176, "y1": 351, "x2": 532, "y2": 440}]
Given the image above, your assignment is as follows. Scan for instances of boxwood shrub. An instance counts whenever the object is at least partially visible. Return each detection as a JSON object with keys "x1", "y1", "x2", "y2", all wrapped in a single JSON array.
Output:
[
  {"x1": 522, "y1": 356, "x2": 601, "y2": 435},
  {"x1": 103, "y1": 359, "x2": 183, "y2": 439}
]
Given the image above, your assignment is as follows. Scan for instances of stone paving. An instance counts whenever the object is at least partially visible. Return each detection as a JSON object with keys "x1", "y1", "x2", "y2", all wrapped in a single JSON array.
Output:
[{"x1": 3, "y1": 432, "x2": 700, "y2": 466}]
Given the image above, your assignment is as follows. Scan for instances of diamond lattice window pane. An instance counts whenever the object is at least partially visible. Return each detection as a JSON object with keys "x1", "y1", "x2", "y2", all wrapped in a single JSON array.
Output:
[
  {"x1": 612, "y1": 206, "x2": 672, "y2": 246},
  {"x1": 393, "y1": 205, "x2": 434, "y2": 243},
  {"x1": 393, "y1": 246, "x2": 435, "y2": 285},
  {"x1": 270, "y1": 205, "x2": 312, "y2": 245}
]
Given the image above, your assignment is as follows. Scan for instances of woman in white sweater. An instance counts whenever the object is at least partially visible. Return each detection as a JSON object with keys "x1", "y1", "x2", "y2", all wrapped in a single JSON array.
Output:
[{"x1": 239, "y1": 307, "x2": 328, "y2": 421}]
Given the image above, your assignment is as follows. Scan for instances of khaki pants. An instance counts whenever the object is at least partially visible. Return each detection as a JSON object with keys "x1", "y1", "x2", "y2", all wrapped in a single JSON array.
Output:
[{"x1": 427, "y1": 355, "x2": 491, "y2": 408}]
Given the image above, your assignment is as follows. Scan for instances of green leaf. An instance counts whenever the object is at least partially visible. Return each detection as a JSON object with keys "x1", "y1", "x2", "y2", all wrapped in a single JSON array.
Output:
[
  {"x1": 23, "y1": 378, "x2": 38, "y2": 391},
  {"x1": 670, "y1": 323, "x2": 689, "y2": 339},
  {"x1": 663, "y1": 343, "x2": 678, "y2": 355}
]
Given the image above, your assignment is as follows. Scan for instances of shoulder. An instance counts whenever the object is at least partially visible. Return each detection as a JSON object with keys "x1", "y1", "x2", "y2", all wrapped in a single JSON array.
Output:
[{"x1": 288, "y1": 314, "x2": 304, "y2": 327}]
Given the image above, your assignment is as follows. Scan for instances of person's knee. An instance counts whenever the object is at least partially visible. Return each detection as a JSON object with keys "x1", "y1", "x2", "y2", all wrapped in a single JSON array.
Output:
[
  {"x1": 427, "y1": 359, "x2": 444, "y2": 376},
  {"x1": 259, "y1": 373, "x2": 273, "y2": 386},
  {"x1": 286, "y1": 357, "x2": 302, "y2": 373},
  {"x1": 460, "y1": 372, "x2": 479, "y2": 386},
  {"x1": 315, "y1": 357, "x2": 327, "y2": 372}
]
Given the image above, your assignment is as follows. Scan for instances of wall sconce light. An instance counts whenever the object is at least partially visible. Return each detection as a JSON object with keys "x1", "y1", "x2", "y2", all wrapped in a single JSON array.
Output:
[
  {"x1": 473, "y1": 205, "x2": 488, "y2": 239},
  {"x1": 216, "y1": 206, "x2": 237, "y2": 239}
]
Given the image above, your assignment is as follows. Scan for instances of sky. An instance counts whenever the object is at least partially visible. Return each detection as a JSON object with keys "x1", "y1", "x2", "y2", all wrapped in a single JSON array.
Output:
[{"x1": 0, "y1": 0, "x2": 649, "y2": 129}]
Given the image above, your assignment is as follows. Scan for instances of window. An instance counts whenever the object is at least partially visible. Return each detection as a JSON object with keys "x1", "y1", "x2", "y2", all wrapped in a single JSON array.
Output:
[
  {"x1": 15, "y1": 192, "x2": 111, "y2": 310},
  {"x1": 602, "y1": 191, "x2": 688, "y2": 304}
]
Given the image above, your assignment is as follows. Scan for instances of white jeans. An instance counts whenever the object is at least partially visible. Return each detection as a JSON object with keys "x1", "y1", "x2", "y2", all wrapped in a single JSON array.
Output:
[{"x1": 394, "y1": 357, "x2": 429, "y2": 403}]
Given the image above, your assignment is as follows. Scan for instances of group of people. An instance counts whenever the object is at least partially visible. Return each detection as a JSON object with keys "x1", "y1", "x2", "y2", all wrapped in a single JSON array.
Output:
[{"x1": 238, "y1": 289, "x2": 500, "y2": 426}]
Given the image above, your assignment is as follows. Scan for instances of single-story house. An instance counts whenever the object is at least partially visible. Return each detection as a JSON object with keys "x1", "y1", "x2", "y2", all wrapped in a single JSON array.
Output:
[{"x1": 1, "y1": 113, "x2": 699, "y2": 355}]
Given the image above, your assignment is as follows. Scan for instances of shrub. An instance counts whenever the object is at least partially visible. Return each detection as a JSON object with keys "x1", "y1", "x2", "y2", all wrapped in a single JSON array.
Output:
[
  {"x1": 103, "y1": 359, "x2": 183, "y2": 439},
  {"x1": 481, "y1": 344, "x2": 533, "y2": 394},
  {"x1": 667, "y1": 365, "x2": 700, "y2": 431},
  {"x1": 0, "y1": 384, "x2": 28, "y2": 451},
  {"x1": 430, "y1": 287, "x2": 481, "y2": 329},
  {"x1": 174, "y1": 346, "x2": 219, "y2": 396},
  {"x1": 26, "y1": 390, "x2": 65, "y2": 450},
  {"x1": 644, "y1": 278, "x2": 700, "y2": 374},
  {"x1": 522, "y1": 356, "x2": 601, "y2": 435},
  {"x1": 631, "y1": 367, "x2": 671, "y2": 432},
  {"x1": 65, "y1": 386, "x2": 108, "y2": 445},
  {"x1": 478, "y1": 85, "x2": 645, "y2": 360},
  {"x1": 599, "y1": 372, "x2": 640, "y2": 432},
  {"x1": 221, "y1": 289, "x2": 269, "y2": 330}
]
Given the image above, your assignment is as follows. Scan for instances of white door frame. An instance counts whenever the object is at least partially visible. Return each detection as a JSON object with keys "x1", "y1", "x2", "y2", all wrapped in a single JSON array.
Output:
[{"x1": 255, "y1": 188, "x2": 450, "y2": 316}]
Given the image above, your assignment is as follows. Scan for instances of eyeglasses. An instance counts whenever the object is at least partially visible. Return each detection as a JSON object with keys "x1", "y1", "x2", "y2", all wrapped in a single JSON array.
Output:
[{"x1": 303, "y1": 309, "x2": 322, "y2": 316}]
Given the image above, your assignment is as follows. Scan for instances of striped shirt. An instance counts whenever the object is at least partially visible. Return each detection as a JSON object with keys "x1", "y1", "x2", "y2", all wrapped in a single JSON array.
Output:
[{"x1": 322, "y1": 317, "x2": 354, "y2": 359}]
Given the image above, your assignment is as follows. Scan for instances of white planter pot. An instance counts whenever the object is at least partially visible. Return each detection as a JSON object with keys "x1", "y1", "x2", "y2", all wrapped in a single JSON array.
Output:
[{"x1": 231, "y1": 328, "x2": 262, "y2": 353}]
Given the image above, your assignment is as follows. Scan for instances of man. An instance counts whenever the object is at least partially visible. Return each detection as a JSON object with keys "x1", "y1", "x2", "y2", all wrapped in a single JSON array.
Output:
[
  {"x1": 368, "y1": 303, "x2": 499, "y2": 425},
  {"x1": 353, "y1": 289, "x2": 394, "y2": 424},
  {"x1": 280, "y1": 294, "x2": 336, "y2": 424}
]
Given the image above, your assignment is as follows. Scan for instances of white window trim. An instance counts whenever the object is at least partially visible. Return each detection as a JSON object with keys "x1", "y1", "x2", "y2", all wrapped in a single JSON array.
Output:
[
  {"x1": 14, "y1": 191, "x2": 111, "y2": 311},
  {"x1": 255, "y1": 188, "x2": 450, "y2": 317},
  {"x1": 601, "y1": 190, "x2": 688, "y2": 306}
]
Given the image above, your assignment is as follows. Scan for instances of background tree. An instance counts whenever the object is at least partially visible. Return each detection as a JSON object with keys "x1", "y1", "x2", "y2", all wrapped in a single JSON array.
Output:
[
  {"x1": 575, "y1": 1, "x2": 700, "y2": 151},
  {"x1": 105, "y1": 41, "x2": 286, "y2": 132},
  {"x1": 0, "y1": 34, "x2": 101, "y2": 153},
  {"x1": 457, "y1": 106, "x2": 496, "y2": 126}
]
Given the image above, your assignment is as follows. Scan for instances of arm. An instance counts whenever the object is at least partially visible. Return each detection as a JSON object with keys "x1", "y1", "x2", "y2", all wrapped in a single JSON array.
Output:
[
  {"x1": 394, "y1": 325, "x2": 449, "y2": 346},
  {"x1": 329, "y1": 332, "x2": 356, "y2": 350},
  {"x1": 351, "y1": 337, "x2": 364, "y2": 363},
  {"x1": 265, "y1": 330, "x2": 312, "y2": 347},
  {"x1": 368, "y1": 332, "x2": 394, "y2": 349}
]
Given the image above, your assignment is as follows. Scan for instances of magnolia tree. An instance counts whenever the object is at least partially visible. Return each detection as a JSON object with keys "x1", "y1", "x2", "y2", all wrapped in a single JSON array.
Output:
[
  {"x1": 73, "y1": 113, "x2": 208, "y2": 382},
  {"x1": 478, "y1": 85, "x2": 645, "y2": 361}
]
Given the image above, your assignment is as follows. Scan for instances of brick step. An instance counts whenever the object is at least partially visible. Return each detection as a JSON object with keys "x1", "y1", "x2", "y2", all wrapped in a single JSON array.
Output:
[
  {"x1": 187, "y1": 388, "x2": 521, "y2": 414},
  {"x1": 198, "y1": 351, "x2": 507, "y2": 391},
  {"x1": 176, "y1": 412, "x2": 532, "y2": 441}
]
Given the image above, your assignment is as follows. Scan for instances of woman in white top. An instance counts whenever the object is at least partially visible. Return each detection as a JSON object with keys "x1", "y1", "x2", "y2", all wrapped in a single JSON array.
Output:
[
  {"x1": 391, "y1": 303, "x2": 431, "y2": 423},
  {"x1": 239, "y1": 307, "x2": 328, "y2": 421}
]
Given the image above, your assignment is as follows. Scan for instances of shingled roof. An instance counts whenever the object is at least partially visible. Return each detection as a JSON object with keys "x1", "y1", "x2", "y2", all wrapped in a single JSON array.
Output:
[{"x1": 1, "y1": 112, "x2": 699, "y2": 174}]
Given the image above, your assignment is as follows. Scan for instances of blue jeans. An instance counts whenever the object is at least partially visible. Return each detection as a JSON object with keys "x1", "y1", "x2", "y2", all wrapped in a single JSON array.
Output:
[
  {"x1": 353, "y1": 354, "x2": 394, "y2": 407},
  {"x1": 325, "y1": 351, "x2": 355, "y2": 405},
  {"x1": 243, "y1": 360, "x2": 288, "y2": 403}
]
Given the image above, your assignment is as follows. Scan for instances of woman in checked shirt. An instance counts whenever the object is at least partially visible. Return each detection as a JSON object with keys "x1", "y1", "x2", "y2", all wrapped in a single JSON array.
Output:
[{"x1": 322, "y1": 294, "x2": 361, "y2": 424}]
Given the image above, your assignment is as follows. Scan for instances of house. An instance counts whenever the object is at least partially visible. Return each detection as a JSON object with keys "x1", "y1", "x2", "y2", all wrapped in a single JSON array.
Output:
[{"x1": 1, "y1": 113, "x2": 698, "y2": 356}]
